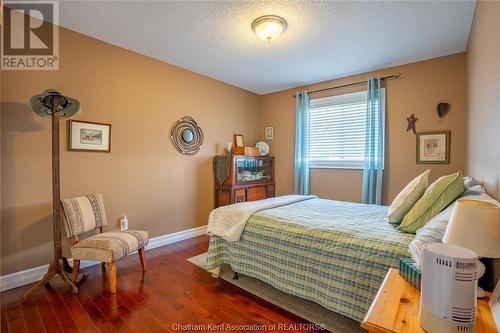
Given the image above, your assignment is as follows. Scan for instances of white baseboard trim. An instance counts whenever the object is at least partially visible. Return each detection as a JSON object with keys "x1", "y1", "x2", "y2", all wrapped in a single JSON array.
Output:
[
  {"x1": 144, "y1": 225, "x2": 207, "y2": 251},
  {"x1": 0, "y1": 225, "x2": 207, "y2": 292}
]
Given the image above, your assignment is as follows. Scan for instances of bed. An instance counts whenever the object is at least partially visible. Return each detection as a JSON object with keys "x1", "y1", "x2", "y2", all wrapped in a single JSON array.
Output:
[{"x1": 205, "y1": 197, "x2": 414, "y2": 322}]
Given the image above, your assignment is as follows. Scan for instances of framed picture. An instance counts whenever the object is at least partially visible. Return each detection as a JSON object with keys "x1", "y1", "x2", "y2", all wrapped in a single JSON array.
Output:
[
  {"x1": 265, "y1": 126, "x2": 274, "y2": 140},
  {"x1": 416, "y1": 131, "x2": 450, "y2": 164},
  {"x1": 233, "y1": 134, "x2": 244, "y2": 147},
  {"x1": 69, "y1": 120, "x2": 111, "y2": 152}
]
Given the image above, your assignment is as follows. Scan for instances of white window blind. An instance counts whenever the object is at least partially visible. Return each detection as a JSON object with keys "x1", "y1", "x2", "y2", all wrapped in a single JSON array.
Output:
[{"x1": 309, "y1": 91, "x2": 368, "y2": 169}]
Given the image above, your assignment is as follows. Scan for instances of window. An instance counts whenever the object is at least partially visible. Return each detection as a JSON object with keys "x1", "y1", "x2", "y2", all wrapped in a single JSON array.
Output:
[{"x1": 309, "y1": 91, "x2": 369, "y2": 169}]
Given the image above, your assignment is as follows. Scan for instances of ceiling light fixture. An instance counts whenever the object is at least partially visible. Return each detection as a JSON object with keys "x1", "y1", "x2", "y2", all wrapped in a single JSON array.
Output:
[{"x1": 251, "y1": 15, "x2": 287, "y2": 42}]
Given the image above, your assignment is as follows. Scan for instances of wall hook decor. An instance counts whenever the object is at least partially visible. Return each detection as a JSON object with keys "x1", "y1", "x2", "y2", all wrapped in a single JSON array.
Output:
[
  {"x1": 437, "y1": 102, "x2": 451, "y2": 118},
  {"x1": 406, "y1": 114, "x2": 418, "y2": 134}
]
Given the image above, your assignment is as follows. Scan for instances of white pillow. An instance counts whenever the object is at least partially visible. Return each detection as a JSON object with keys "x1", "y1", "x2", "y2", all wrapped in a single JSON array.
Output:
[
  {"x1": 409, "y1": 205, "x2": 454, "y2": 268},
  {"x1": 387, "y1": 169, "x2": 430, "y2": 223},
  {"x1": 463, "y1": 176, "x2": 481, "y2": 188}
]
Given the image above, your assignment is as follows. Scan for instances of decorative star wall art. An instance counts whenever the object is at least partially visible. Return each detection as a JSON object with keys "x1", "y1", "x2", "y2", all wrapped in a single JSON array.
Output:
[{"x1": 406, "y1": 114, "x2": 418, "y2": 134}]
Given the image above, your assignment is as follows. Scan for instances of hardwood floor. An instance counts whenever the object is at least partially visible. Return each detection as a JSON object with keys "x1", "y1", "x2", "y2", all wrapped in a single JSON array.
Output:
[{"x1": 1, "y1": 236, "x2": 327, "y2": 332}]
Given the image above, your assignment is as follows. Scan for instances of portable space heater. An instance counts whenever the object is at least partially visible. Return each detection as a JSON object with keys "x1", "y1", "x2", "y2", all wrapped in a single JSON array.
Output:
[{"x1": 419, "y1": 243, "x2": 479, "y2": 333}]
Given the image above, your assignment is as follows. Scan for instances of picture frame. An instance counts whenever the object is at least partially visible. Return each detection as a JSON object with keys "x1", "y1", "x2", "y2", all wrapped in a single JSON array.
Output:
[
  {"x1": 416, "y1": 131, "x2": 450, "y2": 164},
  {"x1": 68, "y1": 120, "x2": 111, "y2": 152},
  {"x1": 233, "y1": 134, "x2": 244, "y2": 147},
  {"x1": 265, "y1": 126, "x2": 274, "y2": 140}
]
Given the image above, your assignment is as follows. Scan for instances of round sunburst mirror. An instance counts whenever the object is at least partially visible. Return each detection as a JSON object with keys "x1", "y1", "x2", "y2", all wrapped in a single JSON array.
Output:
[{"x1": 170, "y1": 116, "x2": 204, "y2": 155}]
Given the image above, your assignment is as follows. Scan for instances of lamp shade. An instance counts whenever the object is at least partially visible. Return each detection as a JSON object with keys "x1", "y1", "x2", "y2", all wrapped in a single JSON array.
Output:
[
  {"x1": 30, "y1": 89, "x2": 80, "y2": 119},
  {"x1": 443, "y1": 198, "x2": 500, "y2": 258}
]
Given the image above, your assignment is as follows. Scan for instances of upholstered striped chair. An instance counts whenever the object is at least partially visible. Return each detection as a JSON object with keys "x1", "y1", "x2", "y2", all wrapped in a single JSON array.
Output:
[{"x1": 61, "y1": 193, "x2": 148, "y2": 294}]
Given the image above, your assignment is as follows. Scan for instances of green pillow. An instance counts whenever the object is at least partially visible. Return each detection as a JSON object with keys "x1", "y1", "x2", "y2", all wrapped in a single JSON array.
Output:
[{"x1": 398, "y1": 171, "x2": 464, "y2": 234}]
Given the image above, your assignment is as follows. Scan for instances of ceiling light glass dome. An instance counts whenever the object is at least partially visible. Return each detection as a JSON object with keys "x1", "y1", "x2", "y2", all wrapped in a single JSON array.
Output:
[{"x1": 252, "y1": 15, "x2": 287, "y2": 42}]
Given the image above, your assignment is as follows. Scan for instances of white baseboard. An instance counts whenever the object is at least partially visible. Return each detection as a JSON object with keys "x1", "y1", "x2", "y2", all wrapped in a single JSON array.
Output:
[
  {"x1": 0, "y1": 225, "x2": 207, "y2": 292},
  {"x1": 144, "y1": 225, "x2": 206, "y2": 251}
]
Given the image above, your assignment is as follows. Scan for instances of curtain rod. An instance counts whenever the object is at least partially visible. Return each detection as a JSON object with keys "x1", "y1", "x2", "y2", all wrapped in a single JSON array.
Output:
[{"x1": 291, "y1": 73, "x2": 401, "y2": 97}]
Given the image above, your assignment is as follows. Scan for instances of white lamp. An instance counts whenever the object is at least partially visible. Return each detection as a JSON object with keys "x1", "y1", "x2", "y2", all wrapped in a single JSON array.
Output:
[{"x1": 443, "y1": 198, "x2": 500, "y2": 296}]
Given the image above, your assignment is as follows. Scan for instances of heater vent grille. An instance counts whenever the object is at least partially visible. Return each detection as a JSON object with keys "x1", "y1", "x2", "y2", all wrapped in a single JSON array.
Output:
[
  {"x1": 436, "y1": 258, "x2": 452, "y2": 267},
  {"x1": 456, "y1": 324, "x2": 473, "y2": 331},
  {"x1": 454, "y1": 271, "x2": 478, "y2": 281},
  {"x1": 452, "y1": 306, "x2": 476, "y2": 323},
  {"x1": 454, "y1": 261, "x2": 478, "y2": 281},
  {"x1": 456, "y1": 262, "x2": 476, "y2": 269}
]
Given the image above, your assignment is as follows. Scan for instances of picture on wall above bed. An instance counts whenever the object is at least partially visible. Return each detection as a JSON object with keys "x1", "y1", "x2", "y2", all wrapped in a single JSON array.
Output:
[
  {"x1": 416, "y1": 131, "x2": 450, "y2": 164},
  {"x1": 69, "y1": 120, "x2": 111, "y2": 152}
]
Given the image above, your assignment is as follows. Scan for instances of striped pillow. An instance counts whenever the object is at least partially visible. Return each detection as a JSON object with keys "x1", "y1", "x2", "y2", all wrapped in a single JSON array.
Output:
[
  {"x1": 398, "y1": 171, "x2": 464, "y2": 233},
  {"x1": 61, "y1": 193, "x2": 108, "y2": 237}
]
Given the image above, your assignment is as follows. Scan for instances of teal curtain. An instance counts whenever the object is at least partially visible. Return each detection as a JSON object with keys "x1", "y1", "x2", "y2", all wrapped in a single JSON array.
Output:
[
  {"x1": 294, "y1": 91, "x2": 310, "y2": 195},
  {"x1": 362, "y1": 77, "x2": 385, "y2": 204}
]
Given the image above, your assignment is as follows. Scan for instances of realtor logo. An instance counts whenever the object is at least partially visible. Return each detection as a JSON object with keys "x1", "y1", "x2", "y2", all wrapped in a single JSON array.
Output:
[{"x1": 1, "y1": 1, "x2": 59, "y2": 70}]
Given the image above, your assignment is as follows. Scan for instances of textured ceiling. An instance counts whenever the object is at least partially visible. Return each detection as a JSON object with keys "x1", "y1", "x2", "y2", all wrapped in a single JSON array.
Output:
[{"x1": 54, "y1": 0, "x2": 475, "y2": 94}]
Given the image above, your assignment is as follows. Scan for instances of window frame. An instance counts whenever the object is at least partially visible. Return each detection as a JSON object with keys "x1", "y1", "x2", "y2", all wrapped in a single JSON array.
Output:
[{"x1": 308, "y1": 89, "x2": 385, "y2": 170}]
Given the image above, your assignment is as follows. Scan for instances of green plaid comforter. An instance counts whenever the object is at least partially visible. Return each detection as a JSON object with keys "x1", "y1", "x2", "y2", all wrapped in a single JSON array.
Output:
[{"x1": 206, "y1": 198, "x2": 414, "y2": 322}]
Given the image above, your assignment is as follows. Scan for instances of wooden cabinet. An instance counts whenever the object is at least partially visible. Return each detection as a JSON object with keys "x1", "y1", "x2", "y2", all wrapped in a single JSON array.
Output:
[{"x1": 214, "y1": 155, "x2": 275, "y2": 208}]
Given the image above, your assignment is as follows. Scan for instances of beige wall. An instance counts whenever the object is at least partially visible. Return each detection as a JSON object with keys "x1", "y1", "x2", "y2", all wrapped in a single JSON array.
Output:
[
  {"x1": 1, "y1": 27, "x2": 260, "y2": 275},
  {"x1": 0, "y1": 17, "x2": 477, "y2": 277},
  {"x1": 466, "y1": 0, "x2": 500, "y2": 200},
  {"x1": 260, "y1": 53, "x2": 467, "y2": 204}
]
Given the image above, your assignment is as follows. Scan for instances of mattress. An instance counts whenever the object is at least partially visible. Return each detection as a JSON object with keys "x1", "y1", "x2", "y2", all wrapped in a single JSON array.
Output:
[{"x1": 206, "y1": 198, "x2": 414, "y2": 322}]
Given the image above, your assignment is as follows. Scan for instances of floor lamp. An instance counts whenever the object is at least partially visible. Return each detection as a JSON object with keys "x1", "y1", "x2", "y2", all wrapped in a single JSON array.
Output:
[{"x1": 23, "y1": 90, "x2": 81, "y2": 300}]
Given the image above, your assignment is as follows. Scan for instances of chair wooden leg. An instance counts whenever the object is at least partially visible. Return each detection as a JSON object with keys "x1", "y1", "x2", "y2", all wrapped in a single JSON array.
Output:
[
  {"x1": 101, "y1": 262, "x2": 106, "y2": 271},
  {"x1": 108, "y1": 262, "x2": 116, "y2": 294},
  {"x1": 71, "y1": 260, "x2": 80, "y2": 281},
  {"x1": 138, "y1": 248, "x2": 146, "y2": 272}
]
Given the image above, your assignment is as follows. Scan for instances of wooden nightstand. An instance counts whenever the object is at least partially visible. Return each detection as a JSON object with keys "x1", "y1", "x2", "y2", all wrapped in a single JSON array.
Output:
[{"x1": 361, "y1": 268, "x2": 498, "y2": 333}]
